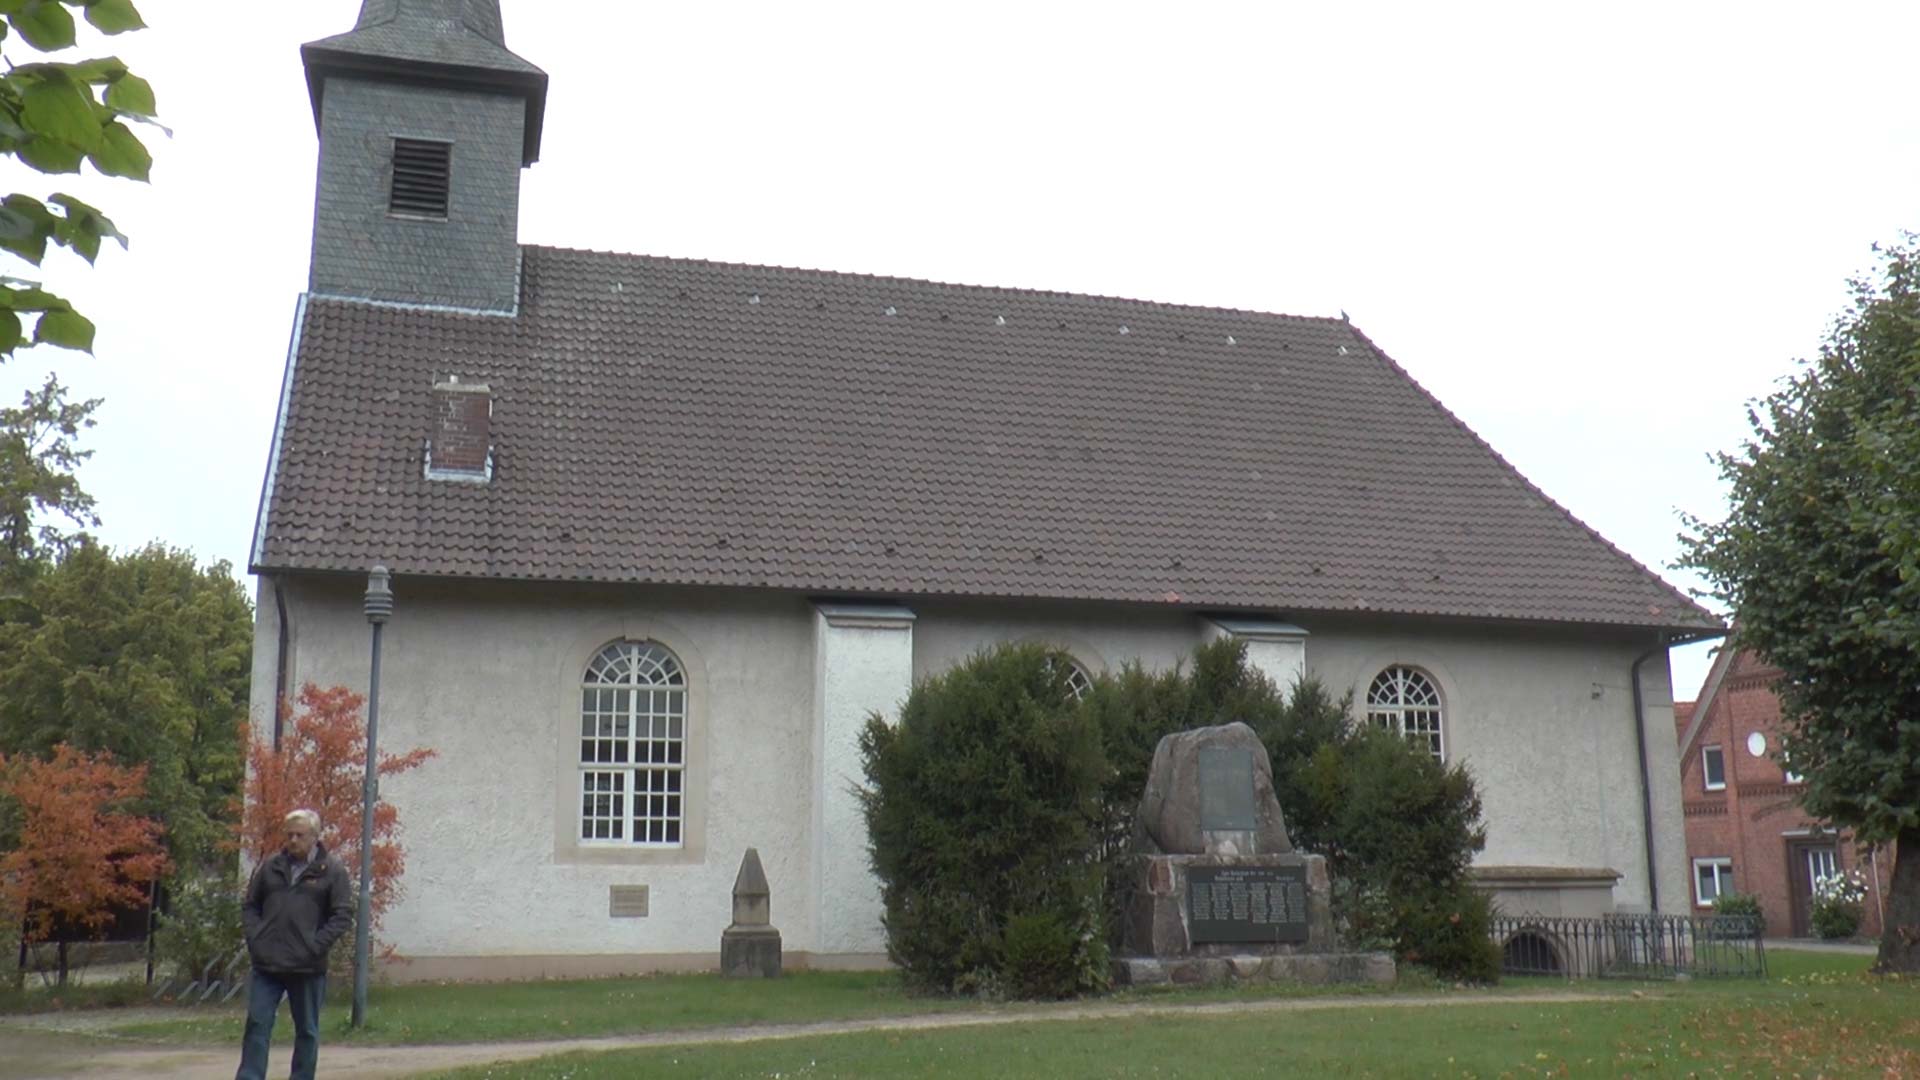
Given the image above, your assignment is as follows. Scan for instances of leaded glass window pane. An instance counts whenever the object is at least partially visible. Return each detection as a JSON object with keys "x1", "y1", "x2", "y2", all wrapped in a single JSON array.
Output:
[
  {"x1": 1366, "y1": 666, "x2": 1445, "y2": 761},
  {"x1": 578, "y1": 640, "x2": 688, "y2": 846}
]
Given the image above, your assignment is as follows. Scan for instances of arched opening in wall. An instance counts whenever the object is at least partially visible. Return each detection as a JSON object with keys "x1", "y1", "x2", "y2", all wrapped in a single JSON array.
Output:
[{"x1": 1502, "y1": 930, "x2": 1564, "y2": 976}]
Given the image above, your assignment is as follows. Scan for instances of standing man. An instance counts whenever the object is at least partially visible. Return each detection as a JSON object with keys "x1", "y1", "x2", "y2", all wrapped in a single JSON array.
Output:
[{"x1": 237, "y1": 808, "x2": 353, "y2": 1080}]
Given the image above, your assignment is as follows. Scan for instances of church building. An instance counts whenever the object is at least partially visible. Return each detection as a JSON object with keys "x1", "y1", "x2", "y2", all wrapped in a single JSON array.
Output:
[{"x1": 250, "y1": 0, "x2": 1721, "y2": 980}]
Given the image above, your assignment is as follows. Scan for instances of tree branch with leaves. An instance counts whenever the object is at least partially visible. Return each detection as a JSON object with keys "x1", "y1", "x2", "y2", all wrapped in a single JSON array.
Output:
[{"x1": 0, "y1": 0, "x2": 157, "y2": 358}]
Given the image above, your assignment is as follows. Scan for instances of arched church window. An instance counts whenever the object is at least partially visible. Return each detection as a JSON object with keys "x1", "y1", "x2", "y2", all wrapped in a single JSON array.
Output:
[
  {"x1": 579, "y1": 640, "x2": 687, "y2": 846},
  {"x1": 1366, "y1": 665, "x2": 1445, "y2": 761}
]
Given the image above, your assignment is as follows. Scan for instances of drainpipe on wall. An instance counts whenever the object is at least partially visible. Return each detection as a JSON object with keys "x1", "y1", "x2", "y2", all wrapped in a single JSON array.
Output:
[
  {"x1": 1630, "y1": 640, "x2": 1668, "y2": 913},
  {"x1": 272, "y1": 577, "x2": 291, "y2": 749}
]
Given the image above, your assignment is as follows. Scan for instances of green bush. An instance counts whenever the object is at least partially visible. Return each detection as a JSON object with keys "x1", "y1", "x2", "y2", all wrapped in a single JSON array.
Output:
[
  {"x1": 154, "y1": 872, "x2": 244, "y2": 980},
  {"x1": 1810, "y1": 871, "x2": 1867, "y2": 940},
  {"x1": 1711, "y1": 891, "x2": 1766, "y2": 938},
  {"x1": 1001, "y1": 910, "x2": 1085, "y2": 1000},
  {"x1": 858, "y1": 643, "x2": 1109, "y2": 998},
  {"x1": 1295, "y1": 727, "x2": 1498, "y2": 982}
]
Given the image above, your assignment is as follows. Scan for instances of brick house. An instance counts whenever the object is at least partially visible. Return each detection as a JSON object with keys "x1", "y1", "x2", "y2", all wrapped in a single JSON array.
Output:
[
  {"x1": 1676, "y1": 645, "x2": 1889, "y2": 938},
  {"x1": 249, "y1": 0, "x2": 1725, "y2": 979}
]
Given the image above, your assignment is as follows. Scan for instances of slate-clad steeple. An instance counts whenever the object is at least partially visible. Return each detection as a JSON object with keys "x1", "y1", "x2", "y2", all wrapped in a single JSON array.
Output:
[{"x1": 300, "y1": 0, "x2": 547, "y2": 313}]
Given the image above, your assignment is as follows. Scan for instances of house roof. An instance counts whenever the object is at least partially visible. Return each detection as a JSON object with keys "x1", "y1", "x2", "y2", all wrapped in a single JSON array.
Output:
[{"x1": 252, "y1": 245, "x2": 1720, "y2": 633}]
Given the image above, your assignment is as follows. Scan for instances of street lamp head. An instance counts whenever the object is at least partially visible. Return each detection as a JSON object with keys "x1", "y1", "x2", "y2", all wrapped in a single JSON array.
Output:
[{"x1": 364, "y1": 565, "x2": 394, "y2": 625}]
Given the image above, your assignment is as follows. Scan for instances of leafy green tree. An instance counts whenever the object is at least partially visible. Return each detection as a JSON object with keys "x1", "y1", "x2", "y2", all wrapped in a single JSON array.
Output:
[
  {"x1": 0, "y1": 543, "x2": 251, "y2": 871},
  {"x1": 0, "y1": 374, "x2": 97, "y2": 584},
  {"x1": 0, "y1": 0, "x2": 156, "y2": 359},
  {"x1": 1682, "y1": 236, "x2": 1920, "y2": 973}
]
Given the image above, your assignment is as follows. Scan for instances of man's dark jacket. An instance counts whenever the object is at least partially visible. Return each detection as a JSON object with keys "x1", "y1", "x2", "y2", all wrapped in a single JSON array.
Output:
[{"x1": 242, "y1": 842, "x2": 354, "y2": 976}]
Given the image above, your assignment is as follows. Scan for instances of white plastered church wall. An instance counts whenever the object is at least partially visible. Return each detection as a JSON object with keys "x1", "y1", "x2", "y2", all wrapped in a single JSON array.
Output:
[{"x1": 245, "y1": 580, "x2": 1692, "y2": 974}]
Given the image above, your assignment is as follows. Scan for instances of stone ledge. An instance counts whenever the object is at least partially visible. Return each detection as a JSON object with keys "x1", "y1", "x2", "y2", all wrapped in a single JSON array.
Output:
[{"x1": 1112, "y1": 951, "x2": 1395, "y2": 988}]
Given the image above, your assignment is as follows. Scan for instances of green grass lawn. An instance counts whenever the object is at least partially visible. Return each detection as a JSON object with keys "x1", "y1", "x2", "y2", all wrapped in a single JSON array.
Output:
[
  {"x1": 419, "y1": 952, "x2": 1918, "y2": 1079},
  {"x1": 100, "y1": 965, "x2": 1460, "y2": 1046},
  {"x1": 72, "y1": 948, "x2": 1915, "y2": 1080}
]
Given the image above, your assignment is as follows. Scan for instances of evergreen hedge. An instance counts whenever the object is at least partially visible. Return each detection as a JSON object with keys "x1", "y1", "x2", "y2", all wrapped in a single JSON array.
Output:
[
  {"x1": 858, "y1": 643, "x2": 1108, "y2": 997},
  {"x1": 861, "y1": 638, "x2": 1501, "y2": 992}
]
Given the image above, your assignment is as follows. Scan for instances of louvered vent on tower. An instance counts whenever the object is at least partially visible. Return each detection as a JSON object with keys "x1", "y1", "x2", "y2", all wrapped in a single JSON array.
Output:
[{"x1": 389, "y1": 138, "x2": 452, "y2": 218}]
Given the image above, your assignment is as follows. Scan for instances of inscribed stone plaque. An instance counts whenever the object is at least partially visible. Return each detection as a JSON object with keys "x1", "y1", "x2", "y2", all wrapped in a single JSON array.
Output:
[
  {"x1": 609, "y1": 885, "x2": 649, "y2": 918},
  {"x1": 1198, "y1": 747, "x2": 1256, "y2": 831},
  {"x1": 1186, "y1": 864, "x2": 1309, "y2": 944}
]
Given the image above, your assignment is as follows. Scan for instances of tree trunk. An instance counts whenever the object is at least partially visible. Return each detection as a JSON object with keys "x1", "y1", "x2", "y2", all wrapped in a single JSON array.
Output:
[
  {"x1": 1873, "y1": 829, "x2": 1920, "y2": 973},
  {"x1": 56, "y1": 940, "x2": 68, "y2": 987}
]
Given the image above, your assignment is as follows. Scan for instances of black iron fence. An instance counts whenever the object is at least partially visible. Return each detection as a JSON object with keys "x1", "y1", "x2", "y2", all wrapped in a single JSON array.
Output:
[{"x1": 1490, "y1": 913, "x2": 1766, "y2": 980}]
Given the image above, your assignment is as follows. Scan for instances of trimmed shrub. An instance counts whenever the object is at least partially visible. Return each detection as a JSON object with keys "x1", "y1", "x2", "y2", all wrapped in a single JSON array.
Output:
[
  {"x1": 1711, "y1": 891, "x2": 1766, "y2": 938},
  {"x1": 1295, "y1": 727, "x2": 1498, "y2": 982},
  {"x1": 858, "y1": 643, "x2": 1109, "y2": 997},
  {"x1": 1001, "y1": 910, "x2": 1088, "y2": 1000}
]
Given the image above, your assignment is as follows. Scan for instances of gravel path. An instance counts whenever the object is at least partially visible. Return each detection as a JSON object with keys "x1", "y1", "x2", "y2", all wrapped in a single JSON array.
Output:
[{"x1": 0, "y1": 989, "x2": 1634, "y2": 1080}]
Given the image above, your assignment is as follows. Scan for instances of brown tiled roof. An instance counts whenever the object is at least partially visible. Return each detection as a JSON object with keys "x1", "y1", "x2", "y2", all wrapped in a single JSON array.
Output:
[{"x1": 253, "y1": 246, "x2": 1719, "y2": 632}]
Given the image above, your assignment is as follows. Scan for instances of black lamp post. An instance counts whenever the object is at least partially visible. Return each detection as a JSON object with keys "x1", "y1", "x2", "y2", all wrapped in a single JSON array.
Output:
[{"x1": 353, "y1": 565, "x2": 392, "y2": 1028}]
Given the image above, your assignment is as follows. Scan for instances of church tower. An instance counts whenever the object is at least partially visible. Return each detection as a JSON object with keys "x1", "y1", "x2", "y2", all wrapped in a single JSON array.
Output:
[{"x1": 300, "y1": 0, "x2": 547, "y2": 313}]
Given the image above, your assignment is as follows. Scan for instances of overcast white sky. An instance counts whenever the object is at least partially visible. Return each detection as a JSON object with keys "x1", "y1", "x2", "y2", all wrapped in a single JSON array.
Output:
[{"x1": 4, "y1": 1, "x2": 1917, "y2": 700}]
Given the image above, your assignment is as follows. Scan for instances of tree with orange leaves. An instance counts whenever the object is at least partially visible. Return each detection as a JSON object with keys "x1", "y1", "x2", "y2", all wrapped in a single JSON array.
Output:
[
  {"x1": 242, "y1": 684, "x2": 434, "y2": 936},
  {"x1": 0, "y1": 744, "x2": 169, "y2": 985}
]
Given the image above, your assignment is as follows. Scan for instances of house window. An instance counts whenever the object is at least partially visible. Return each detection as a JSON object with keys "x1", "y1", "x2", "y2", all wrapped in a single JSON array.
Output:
[
  {"x1": 579, "y1": 641, "x2": 686, "y2": 846},
  {"x1": 1693, "y1": 857, "x2": 1734, "y2": 907},
  {"x1": 1702, "y1": 745, "x2": 1727, "y2": 791},
  {"x1": 1806, "y1": 846, "x2": 1838, "y2": 886},
  {"x1": 1062, "y1": 661, "x2": 1093, "y2": 702},
  {"x1": 1043, "y1": 654, "x2": 1095, "y2": 702},
  {"x1": 1366, "y1": 666, "x2": 1444, "y2": 760},
  {"x1": 389, "y1": 137, "x2": 451, "y2": 218}
]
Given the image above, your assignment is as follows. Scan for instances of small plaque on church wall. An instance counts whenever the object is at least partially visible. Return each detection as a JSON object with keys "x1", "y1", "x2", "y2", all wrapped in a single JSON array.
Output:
[
  {"x1": 1198, "y1": 747, "x2": 1256, "y2": 831},
  {"x1": 609, "y1": 885, "x2": 650, "y2": 918},
  {"x1": 1187, "y1": 865, "x2": 1309, "y2": 944}
]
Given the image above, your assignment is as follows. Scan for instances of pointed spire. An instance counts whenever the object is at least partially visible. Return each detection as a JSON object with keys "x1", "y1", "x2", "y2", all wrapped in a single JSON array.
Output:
[
  {"x1": 354, "y1": 0, "x2": 506, "y2": 47},
  {"x1": 302, "y1": 0, "x2": 547, "y2": 163}
]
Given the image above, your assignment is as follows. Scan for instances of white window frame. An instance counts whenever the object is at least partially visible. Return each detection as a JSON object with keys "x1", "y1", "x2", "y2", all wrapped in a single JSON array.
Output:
[
  {"x1": 1042, "y1": 655, "x2": 1095, "y2": 702},
  {"x1": 1693, "y1": 857, "x2": 1734, "y2": 907},
  {"x1": 1806, "y1": 846, "x2": 1838, "y2": 887},
  {"x1": 1701, "y1": 745, "x2": 1727, "y2": 791},
  {"x1": 578, "y1": 640, "x2": 688, "y2": 848},
  {"x1": 1366, "y1": 665, "x2": 1445, "y2": 761}
]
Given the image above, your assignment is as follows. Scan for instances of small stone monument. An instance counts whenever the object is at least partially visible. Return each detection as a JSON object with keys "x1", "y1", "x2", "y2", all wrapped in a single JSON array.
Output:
[
  {"x1": 720, "y1": 848, "x2": 782, "y2": 978},
  {"x1": 1115, "y1": 721, "x2": 1394, "y2": 986}
]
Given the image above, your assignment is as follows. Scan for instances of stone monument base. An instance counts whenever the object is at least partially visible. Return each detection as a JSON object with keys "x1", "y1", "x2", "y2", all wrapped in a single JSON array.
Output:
[
  {"x1": 1125, "y1": 852, "x2": 1335, "y2": 956},
  {"x1": 1116, "y1": 851, "x2": 1392, "y2": 986},
  {"x1": 1113, "y1": 951, "x2": 1395, "y2": 987},
  {"x1": 720, "y1": 926, "x2": 782, "y2": 978}
]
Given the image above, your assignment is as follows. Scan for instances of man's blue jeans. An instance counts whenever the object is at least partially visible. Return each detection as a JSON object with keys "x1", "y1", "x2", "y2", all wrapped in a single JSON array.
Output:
[{"x1": 235, "y1": 969, "x2": 326, "y2": 1080}]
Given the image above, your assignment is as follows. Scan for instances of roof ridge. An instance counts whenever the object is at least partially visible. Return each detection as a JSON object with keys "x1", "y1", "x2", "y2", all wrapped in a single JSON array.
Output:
[
  {"x1": 1340, "y1": 323, "x2": 1718, "y2": 629},
  {"x1": 522, "y1": 244, "x2": 1343, "y2": 326}
]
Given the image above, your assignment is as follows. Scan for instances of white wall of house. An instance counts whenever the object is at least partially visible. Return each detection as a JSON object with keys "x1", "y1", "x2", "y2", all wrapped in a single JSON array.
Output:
[{"x1": 248, "y1": 576, "x2": 1688, "y2": 980}]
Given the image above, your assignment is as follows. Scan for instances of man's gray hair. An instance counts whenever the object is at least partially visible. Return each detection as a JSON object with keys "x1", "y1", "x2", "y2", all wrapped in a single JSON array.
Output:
[{"x1": 284, "y1": 808, "x2": 321, "y2": 833}]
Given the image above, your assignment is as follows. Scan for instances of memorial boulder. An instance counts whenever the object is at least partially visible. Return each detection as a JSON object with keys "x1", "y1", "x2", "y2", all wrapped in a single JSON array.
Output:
[{"x1": 1115, "y1": 721, "x2": 1393, "y2": 987}]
